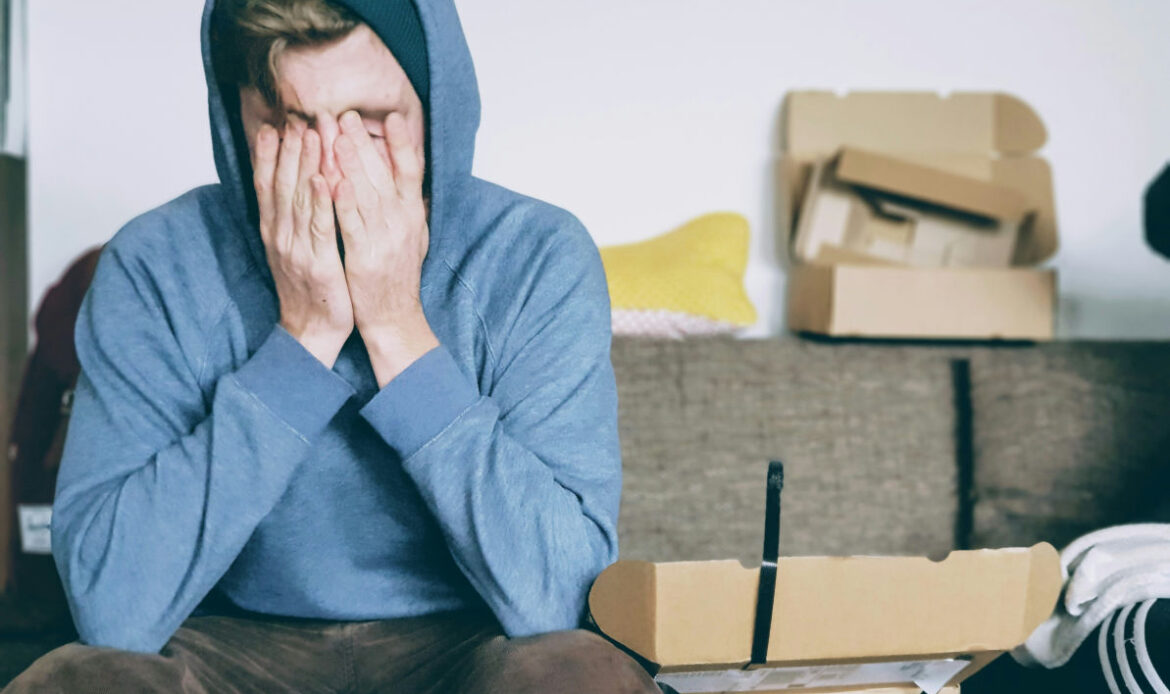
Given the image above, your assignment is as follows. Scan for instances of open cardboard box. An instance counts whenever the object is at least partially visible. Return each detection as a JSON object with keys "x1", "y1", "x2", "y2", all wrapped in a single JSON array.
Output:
[
  {"x1": 780, "y1": 91, "x2": 1059, "y2": 340},
  {"x1": 588, "y1": 463, "x2": 1062, "y2": 693},
  {"x1": 588, "y1": 545, "x2": 1061, "y2": 694},
  {"x1": 795, "y1": 147, "x2": 1035, "y2": 269}
]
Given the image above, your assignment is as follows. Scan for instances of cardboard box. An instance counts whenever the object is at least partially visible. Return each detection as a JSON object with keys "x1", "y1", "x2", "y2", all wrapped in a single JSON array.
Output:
[
  {"x1": 795, "y1": 147, "x2": 1034, "y2": 269},
  {"x1": 588, "y1": 543, "x2": 1061, "y2": 694},
  {"x1": 781, "y1": 91, "x2": 1059, "y2": 340},
  {"x1": 787, "y1": 265, "x2": 1056, "y2": 341}
]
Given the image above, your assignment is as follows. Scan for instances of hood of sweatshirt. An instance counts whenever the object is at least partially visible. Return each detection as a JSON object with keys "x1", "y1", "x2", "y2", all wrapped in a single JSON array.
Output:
[{"x1": 199, "y1": 0, "x2": 481, "y2": 286}]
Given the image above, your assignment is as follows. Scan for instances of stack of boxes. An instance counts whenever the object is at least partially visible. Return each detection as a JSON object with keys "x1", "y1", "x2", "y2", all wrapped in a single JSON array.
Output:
[{"x1": 782, "y1": 91, "x2": 1059, "y2": 340}]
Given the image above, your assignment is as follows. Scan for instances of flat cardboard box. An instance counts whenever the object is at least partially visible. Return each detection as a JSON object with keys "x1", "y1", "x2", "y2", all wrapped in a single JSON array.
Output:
[
  {"x1": 787, "y1": 264, "x2": 1056, "y2": 341},
  {"x1": 588, "y1": 544, "x2": 1061, "y2": 694},
  {"x1": 781, "y1": 91, "x2": 1059, "y2": 340}
]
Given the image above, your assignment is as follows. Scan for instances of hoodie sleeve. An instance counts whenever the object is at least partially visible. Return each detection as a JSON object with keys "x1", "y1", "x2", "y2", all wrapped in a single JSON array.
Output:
[
  {"x1": 51, "y1": 242, "x2": 357, "y2": 654},
  {"x1": 358, "y1": 225, "x2": 622, "y2": 637}
]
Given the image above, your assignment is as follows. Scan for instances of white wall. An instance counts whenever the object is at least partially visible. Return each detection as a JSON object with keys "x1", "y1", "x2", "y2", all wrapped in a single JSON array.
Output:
[{"x1": 26, "y1": 0, "x2": 1170, "y2": 341}]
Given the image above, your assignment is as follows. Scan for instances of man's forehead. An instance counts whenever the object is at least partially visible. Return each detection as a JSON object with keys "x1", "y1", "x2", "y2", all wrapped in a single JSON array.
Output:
[{"x1": 274, "y1": 24, "x2": 404, "y2": 120}]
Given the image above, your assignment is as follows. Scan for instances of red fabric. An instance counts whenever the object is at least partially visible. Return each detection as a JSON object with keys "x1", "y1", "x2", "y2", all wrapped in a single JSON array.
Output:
[{"x1": 5, "y1": 245, "x2": 103, "y2": 616}]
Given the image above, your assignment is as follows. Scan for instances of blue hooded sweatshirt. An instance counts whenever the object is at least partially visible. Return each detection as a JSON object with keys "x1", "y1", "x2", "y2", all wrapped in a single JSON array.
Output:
[{"x1": 50, "y1": 0, "x2": 621, "y2": 654}]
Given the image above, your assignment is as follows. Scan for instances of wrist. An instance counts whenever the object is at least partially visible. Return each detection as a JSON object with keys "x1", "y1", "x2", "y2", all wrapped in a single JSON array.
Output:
[
  {"x1": 363, "y1": 322, "x2": 441, "y2": 388},
  {"x1": 280, "y1": 322, "x2": 348, "y2": 368}
]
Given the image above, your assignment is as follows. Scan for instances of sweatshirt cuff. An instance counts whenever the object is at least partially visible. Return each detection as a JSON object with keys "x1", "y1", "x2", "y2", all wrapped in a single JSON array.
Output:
[
  {"x1": 358, "y1": 343, "x2": 481, "y2": 461},
  {"x1": 231, "y1": 323, "x2": 357, "y2": 440}
]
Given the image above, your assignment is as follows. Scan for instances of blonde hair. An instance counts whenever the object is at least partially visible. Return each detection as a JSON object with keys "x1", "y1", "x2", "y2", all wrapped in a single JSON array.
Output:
[{"x1": 211, "y1": 0, "x2": 361, "y2": 111}]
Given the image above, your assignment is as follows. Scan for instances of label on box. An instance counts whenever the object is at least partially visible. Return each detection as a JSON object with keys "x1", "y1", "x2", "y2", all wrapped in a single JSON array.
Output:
[
  {"x1": 18, "y1": 504, "x2": 53, "y2": 554},
  {"x1": 655, "y1": 657, "x2": 971, "y2": 694}
]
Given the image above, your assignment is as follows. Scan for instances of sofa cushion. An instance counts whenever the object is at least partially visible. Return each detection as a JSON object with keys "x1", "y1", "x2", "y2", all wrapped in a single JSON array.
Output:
[
  {"x1": 968, "y1": 343, "x2": 1170, "y2": 551},
  {"x1": 610, "y1": 337, "x2": 960, "y2": 564}
]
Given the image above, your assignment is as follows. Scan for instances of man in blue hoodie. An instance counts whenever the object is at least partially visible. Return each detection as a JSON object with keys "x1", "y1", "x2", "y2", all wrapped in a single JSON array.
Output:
[{"x1": 3, "y1": 0, "x2": 662, "y2": 692}]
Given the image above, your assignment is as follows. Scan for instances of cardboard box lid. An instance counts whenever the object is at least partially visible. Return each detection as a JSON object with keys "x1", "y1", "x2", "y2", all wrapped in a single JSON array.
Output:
[
  {"x1": 588, "y1": 543, "x2": 1061, "y2": 668},
  {"x1": 785, "y1": 92, "x2": 1046, "y2": 158},
  {"x1": 781, "y1": 91, "x2": 1058, "y2": 265}
]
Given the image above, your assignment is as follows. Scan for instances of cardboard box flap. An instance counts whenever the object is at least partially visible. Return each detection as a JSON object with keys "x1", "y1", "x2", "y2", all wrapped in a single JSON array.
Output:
[
  {"x1": 996, "y1": 93, "x2": 1050, "y2": 155},
  {"x1": 589, "y1": 544, "x2": 1061, "y2": 668},
  {"x1": 833, "y1": 147, "x2": 1033, "y2": 221},
  {"x1": 588, "y1": 560, "x2": 659, "y2": 661},
  {"x1": 784, "y1": 91, "x2": 1047, "y2": 157},
  {"x1": 993, "y1": 157, "x2": 1059, "y2": 264}
]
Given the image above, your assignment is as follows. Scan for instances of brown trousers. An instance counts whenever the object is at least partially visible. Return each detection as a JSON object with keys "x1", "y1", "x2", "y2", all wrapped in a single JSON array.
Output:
[{"x1": 2, "y1": 608, "x2": 661, "y2": 694}]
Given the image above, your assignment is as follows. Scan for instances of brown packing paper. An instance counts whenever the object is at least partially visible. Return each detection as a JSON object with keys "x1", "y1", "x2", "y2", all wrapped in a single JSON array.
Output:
[
  {"x1": 833, "y1": 147, "x2": 1032, "y2": 223},
  {"x1": 794, "y1": 148, "x2": 1034, "y2": 269}
]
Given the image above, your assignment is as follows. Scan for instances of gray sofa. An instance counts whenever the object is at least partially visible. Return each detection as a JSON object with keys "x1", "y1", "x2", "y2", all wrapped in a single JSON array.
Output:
[
  {"x1": 3, "y1": 336, "x2": 1169, "y2": 688},
  {"x1": 612, "y1": 336, "x2": 1170, "y2": 565}
]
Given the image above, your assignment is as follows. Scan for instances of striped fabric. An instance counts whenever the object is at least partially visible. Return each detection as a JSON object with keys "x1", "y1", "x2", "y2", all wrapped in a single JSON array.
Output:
[
  {"x1": 1097, "y1": 600, "x2": 1170, "y2": 694},
  {"x1": 965, "y1": 601, "x2": 1170, "y2": 693},
  {"x1": 1014, "y1": 524, "x2": 1170, "y2": 671}
]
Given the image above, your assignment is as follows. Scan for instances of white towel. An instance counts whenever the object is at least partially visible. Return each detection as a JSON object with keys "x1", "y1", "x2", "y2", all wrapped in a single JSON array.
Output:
[{"x1": 1012, "y1": 523, "x2": 1170, "y2": 669}]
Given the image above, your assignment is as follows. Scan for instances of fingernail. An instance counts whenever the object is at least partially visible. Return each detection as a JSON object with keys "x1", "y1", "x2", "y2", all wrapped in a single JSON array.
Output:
[{"x1": 342, "y1": 111, "x2": 361, "y2": 128}]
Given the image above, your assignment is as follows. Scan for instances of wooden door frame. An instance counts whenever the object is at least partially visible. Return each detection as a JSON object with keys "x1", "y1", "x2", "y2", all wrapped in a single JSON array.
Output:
[{"x1": 0, "y1": 154, "x2": 28, "y2": 593}]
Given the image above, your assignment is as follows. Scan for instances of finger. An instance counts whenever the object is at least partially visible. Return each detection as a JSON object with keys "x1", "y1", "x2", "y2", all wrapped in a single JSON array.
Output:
[
  {"x1": 292, "y1": 129, "x2": 321, "y2": 237},
  {"x1": 252, "y1": 124, "x2": 279, "y2": 240},
  {"x1": 273, "y1": 127, "x2": 304, "y2": 243},
  {"x1": 334, "y1": 133, "x2": 383, "y2": 227},
  {"x1": 308, "y1": 174, "x2": 336, "y2": 253},
  {"x1": 339, "y1": 110, "x2": 394, "y2": 195},
  {"x1": 333, "y1": 177, "x2": 365, "y2": 249},
  {"x1": 297, "y1": 129, "x2": 321, "y2": 197},
  {"x1": 384, "y1": 112, "x2": 423, "y2": 202}
]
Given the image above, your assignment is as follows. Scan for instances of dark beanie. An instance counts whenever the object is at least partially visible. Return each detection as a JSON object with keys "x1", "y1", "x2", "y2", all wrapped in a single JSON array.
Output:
[{"x1": 330, "y1": 0, "x2": 430, "y2": 109}]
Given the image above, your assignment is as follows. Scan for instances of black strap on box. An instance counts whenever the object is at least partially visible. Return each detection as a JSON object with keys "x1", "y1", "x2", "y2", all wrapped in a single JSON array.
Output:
[
  {"x1": 750, "y1": 460, "x2": 785, "y2": 666},
  {"x1": 582, "y1": 610, "x2": 663, "y2": 679}
]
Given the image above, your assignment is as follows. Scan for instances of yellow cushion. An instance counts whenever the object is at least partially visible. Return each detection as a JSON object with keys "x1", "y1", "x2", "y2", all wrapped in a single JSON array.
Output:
[{"x1": 600, "y1": 212, "x2": 757, "y2": 329}]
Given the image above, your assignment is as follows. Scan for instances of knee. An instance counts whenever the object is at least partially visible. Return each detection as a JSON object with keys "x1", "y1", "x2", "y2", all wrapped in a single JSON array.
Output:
[
  {"x1": 3, "y1": 642, "x2": 182, "y2": 694},
  {"x1": 5, "y1": 643, "x2": 89, "y2": 693},
  {"x1": 477, "y1": 629, "x2": 659, "y2": 694}
]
